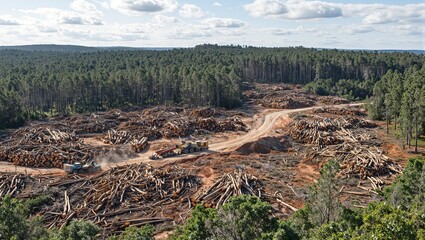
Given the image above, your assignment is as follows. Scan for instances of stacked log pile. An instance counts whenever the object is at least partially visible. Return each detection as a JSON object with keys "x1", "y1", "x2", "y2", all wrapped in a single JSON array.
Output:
[
  {"x1": 63, "y1": 112, "x2": 120, "y2": 134},
  {"x1": 0, "y1": 125, "x2": 107, "y2": 167},
  {"x1": 116, "y1": 107, "x2": 248, "y2": 140},
  {"x1": 15, "y1": 127, "x2": 81, "y2": 145},
  {"x1": 0, "y1": 106, "x2": 247, "y2": 168},
  {"x1": 193, "y1": 171, "x2": 262, "y2": 208},
  {"x1": 101, "y1": 129, "x2": 145, "y2": 145},
  {"x1": 0, "y1": 173, "x2": 35, "y2": 198},
  {"x1": 290, "y1": 114, "x2": 399, "y2": 179},
  {"x1": 289, "y1": 117, "x2": 376, "y2": 148},
  {"x1": 317, "y1": 96, "x2": 349, "y2": 105},
  {"x1": 0, "y1": 144, "x2": 104, "y2": 168},
  {"x1": 259, "y1": 96, "x2": 316, "y2": 109},
  {"x1": 313, "y1": 107, "x2": 366, "y2": 116},
  {"x1": 317, "y1": 143, "x2": 402, "y2": 178},
  {"x1": 42, "y1": 163, "x2": 200, "y2": 233},
  {"x1": 130, "y1": 137, "x2": 148, "y2": 153}
]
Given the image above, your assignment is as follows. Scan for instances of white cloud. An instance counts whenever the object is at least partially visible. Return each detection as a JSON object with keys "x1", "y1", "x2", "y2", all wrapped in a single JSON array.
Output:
[
  {"x1": 21, "y1": 7, "x2": 103, "y2": 25},
  {"x1": 38, "y1": 26, "x2": 58, "y2": 33},
  {"x1": 202, "y1": 18, "x2": 246, "y2": 28},
  {"x1": 179, "y1": 4, "x2": 204, "y2": 18},
  {"x1": 245, "y1": 0, "x2": 342, "y2": 19},
  {"x1": 361, "y1": 5, "x2": 424, "y2": 25},
  {"x1": 168, "y1": 28, "x2": 212, "y2": 39},
  {"x1": 212, "y1": 2, "x2": 222, "y2": 7},
  {"x1": 110, "y1": 0, "x2": 178, "y2": 15},
  {"x1": 343, "y1": 25, "x2": 374, "y2": 34},
  {"x1": 101, "y1": 2, "x2": 111, "y2": 9},
  {"x1": 268, "y1": 25, "x2": 317, "y2": 35},
  {"x1": 154, "y1": 14, "x2": 181, "y2": 24},
  {"x1": 244, "y1": 0, "x2": 288, "y2": 18},
  {"x1": 0, "y1": 16, "x2": 19, "y2": 25},
  {"x1": 71, "y1": 0, "x2": 101, "y2": 15},
  {"x1": 284, "y1": 1, "x2": 342, "y2": 19}
]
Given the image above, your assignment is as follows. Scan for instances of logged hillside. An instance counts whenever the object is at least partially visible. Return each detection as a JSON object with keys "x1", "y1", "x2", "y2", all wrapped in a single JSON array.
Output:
[{"x1": 0, "y1": 45, "x2": 424, "y2": 129}]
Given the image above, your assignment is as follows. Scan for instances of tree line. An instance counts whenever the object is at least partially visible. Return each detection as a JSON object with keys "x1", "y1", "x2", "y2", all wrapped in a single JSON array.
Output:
[
  {"x1": 0, "y1": 45, "x2": 424, "y2": 129},
  {"x1": 369, "y1": 65, "x2": 425, "y2": 152}
]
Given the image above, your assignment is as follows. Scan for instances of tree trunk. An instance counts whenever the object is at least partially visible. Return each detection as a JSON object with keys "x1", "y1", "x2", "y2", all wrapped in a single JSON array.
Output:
[
  {"x1": 386, "y1": 110, "x2": 389, "y2": 134},
  {"x1": 394, "y1": 115, "x2": 397, "y2": 130},
  {"x1": 415, "y1": 116, "x2": 418, "y2": 153}
]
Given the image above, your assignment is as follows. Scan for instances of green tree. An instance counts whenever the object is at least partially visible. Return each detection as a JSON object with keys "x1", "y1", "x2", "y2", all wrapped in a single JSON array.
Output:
[
  {"x1": 172, "y1": 195, "x2": 296, "y2": 240},
  {"x1": 51, "y1": 220, "x2": 99, "y2": 240},
  {"x1": 0, "y1": 195, "x2": 48, "y2": 240},
  {"x1": 111, "y1": 225, "x2": 154, "y2": 240}
]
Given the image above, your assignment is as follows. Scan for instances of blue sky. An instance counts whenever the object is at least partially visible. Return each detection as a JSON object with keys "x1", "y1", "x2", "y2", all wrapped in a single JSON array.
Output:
[{"x1": 0, "y1": 0, "x2": 423, "y2": 49}]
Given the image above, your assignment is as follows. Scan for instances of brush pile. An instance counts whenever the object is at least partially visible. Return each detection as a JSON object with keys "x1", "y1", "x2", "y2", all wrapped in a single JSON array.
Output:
[{"x1": 193, "y1": 171, "x2": 262, "y2": 208}]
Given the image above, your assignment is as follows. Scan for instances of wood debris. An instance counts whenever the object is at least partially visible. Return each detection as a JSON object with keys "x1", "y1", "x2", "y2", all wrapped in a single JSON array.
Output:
[
  {"x1": 289, "y1": 117, "x2": 376, "y2": 148},
  {"x1": 41, "y1": 163, "x2": 200, "y2": 234},
  {"x1": 0, "y1": 173, "x2": 35, "y2": 198},
  {"x1": 193, "y1": 170, "x2": 262, "y2": 208},
  {"x1": 317, "y1": 143, "x2": 402, "y2": 179}
]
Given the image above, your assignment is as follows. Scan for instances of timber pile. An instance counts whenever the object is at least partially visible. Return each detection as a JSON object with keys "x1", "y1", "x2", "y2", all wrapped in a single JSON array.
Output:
[
  {"x1": 64, "y1": 113, "x2": 120, "y2": 134},
  {"x1": 116, "y1": 108, "x2": 248, "y2": 140},
  {"x1": 188, "y1": 108, "x2": 216, "y2": 118},
  {"x1": 313, "y1": 107, "x2": 366, "y2": 116},
  {"x1": 130, "y1": 137, "x2": 148, "y2": 153},
  {"x1": 317, "y1": 96, "x2": 349, "y2": 105},
  {"x1": 42, "y1": 164, "x2": 200, "y2": 233},
  {"x1": 16, "y1": 127, "x2": 80, "y2": 145},
  {"x1": 196, "y1": 117, "x2": 247, "y2": 132},
  {"x1": 102, "y1": 130, "x2": 138, "y2": 145},
  {"x1": 318, "y1": 143, "x2": 402, "y2": 178},
  {"x1": 0, "y1": 173, "x2": 35, "y2": 198},
  {"x1": 0, "y1": 144, "x2": 104, "y2": 168},
  {"x1": 259, "y1": 96, "x2": 316, "y2": 109},
  {"x1": 289, "y1": 117, "x2": 376, "y2": 148},
  {"x1": 193, "y1": 171, "x2": 262, "y2": 208}
]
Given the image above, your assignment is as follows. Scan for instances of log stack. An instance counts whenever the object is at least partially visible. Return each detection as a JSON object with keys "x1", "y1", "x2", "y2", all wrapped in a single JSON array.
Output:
[
  {"x1": 130, "y1": 137, "x2": 148, "y2": 153},
  {"x1": 0, "y1": 144, "x2": 104, "y2": 168},
  {"x1": 318, "y1": 143, "x2": 402, "y2": 178},
  {"x1": 313, "y1": 107, "x2": 366, "y2": 116},
  {"x1": 289, "y1": 116, "x2": 376, "y2": 148}
]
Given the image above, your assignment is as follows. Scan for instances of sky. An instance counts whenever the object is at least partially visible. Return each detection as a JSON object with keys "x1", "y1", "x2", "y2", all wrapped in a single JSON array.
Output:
[{"x1": 0, "y1": 0, "x2": 424, "y2": 49}]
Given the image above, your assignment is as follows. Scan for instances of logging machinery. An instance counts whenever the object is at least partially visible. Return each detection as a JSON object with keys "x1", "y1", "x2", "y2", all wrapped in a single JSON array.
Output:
[
  {"x1": 149, "y1": 140, "x2": 209, "y2": 160},
  {"x1": 63, "y1": 161, "x2": 101, "y2": 174}
]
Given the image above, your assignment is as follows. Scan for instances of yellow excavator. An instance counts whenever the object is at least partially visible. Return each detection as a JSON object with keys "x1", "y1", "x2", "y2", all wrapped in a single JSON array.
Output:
[{"x1": 149, "y1": 140, "x2": 208, "y2": 160}]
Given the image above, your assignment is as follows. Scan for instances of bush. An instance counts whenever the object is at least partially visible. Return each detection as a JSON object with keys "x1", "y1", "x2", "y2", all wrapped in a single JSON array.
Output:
[
  {"x1": 171, "y1": 195, "x2": 297, "y2": 240},
  {"x1": 0, "y1": 195, "x2": 48, "y2": 240},
  {"x1": 51, "y1": 220, "x2": 99, "y2": 240},
  {"x1": 111, "y1": 225, "x2": 155, "y2": 240}
]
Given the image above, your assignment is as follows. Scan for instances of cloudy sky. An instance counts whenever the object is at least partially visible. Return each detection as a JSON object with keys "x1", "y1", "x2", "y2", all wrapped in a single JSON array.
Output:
[{"x1": 0, "y1": 0, "x2": 424, "y2": 49}]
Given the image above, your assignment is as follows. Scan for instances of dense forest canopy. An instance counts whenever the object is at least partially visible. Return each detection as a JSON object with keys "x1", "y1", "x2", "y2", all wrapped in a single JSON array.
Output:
[{"x1": 0, "y1": 45, "x2": 424, "y2": 129}]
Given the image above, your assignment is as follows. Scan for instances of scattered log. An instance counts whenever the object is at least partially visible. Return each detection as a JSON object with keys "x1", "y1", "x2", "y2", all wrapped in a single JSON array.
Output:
[{"x1": 193, "y1": 170, "x2": 262, "y2": 208}]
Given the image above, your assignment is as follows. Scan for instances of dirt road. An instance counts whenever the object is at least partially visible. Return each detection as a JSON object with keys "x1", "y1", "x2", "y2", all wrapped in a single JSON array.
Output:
[
  {"x1": 112, "y1": 103, "x2": 362, "y2": 167},
  {"x1": 0, "y1": 103, "x2": 362, "y2": 174}
]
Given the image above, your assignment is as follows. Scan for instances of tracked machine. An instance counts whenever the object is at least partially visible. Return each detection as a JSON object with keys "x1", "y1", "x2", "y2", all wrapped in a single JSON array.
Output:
[{"x1": 149, "y1": 140, "x2": 209, "y2": 160}]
